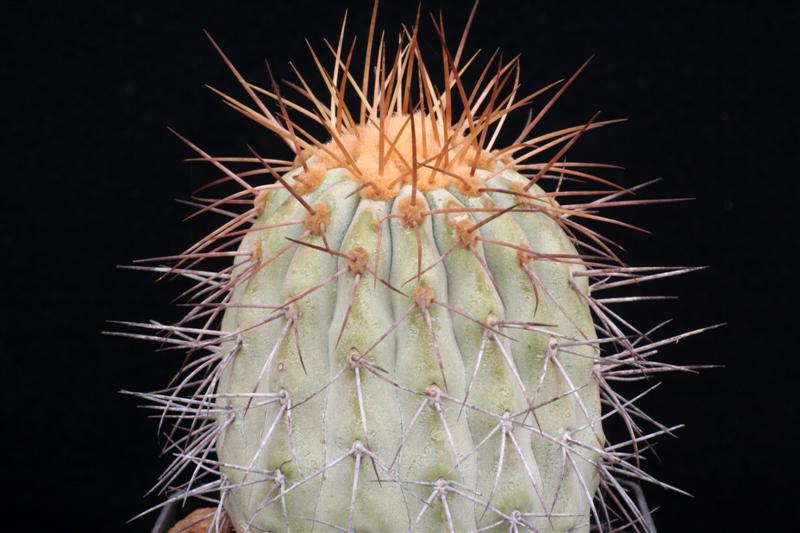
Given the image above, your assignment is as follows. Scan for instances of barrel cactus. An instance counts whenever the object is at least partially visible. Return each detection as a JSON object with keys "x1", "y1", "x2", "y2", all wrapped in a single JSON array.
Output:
[{"x1": 117, "y1": 4, "x2": 711, "y2": 532}]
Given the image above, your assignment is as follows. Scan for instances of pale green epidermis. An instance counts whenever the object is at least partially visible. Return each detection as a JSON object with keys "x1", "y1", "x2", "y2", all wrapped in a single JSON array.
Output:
[{"x1": 216, "y1": 167, "x2": 602, "y2": 532}]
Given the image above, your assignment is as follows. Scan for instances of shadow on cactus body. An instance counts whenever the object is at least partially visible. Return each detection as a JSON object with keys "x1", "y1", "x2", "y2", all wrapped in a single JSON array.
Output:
[{"x1": 112, "y1": 2, "x2": 717, "y2": 531}]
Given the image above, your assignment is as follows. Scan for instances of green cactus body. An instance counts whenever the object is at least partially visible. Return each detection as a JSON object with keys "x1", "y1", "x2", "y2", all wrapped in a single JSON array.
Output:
[
  {"x1": 211, "y1": 155, "x2": 603, "y2": 531},
  {"x1": 120, "y1": 5, "x2": 709, "y2": 532}
]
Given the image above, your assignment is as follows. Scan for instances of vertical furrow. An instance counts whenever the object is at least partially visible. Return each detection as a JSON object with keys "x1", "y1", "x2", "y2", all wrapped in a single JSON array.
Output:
[
  {"x1": 433, "y1": 187, "x2": 546, "y2": 530},
  {"x1": 388, "y1": 186, "x2": 477, "y2": 532},
  {"x1": 217, "y1": 170, "x2": 345, "y2": 530},
  {"x1": 219, "y1": 165, "x2": 309, "y2": 339},
  {"x1": 315, "y1": 197, "x2": 407, "y2": 530},
  {"x1": 483, "y1": 170, "x2": 603, "y2": 531},
  {"x1": 262, "y1": 179, "x2": 359, "y2": 531}
]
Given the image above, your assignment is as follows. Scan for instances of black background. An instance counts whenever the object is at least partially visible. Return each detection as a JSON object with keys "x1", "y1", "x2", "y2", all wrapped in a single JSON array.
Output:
[{"x1": 3, "y1": 1, "x2": 798, "y2": 531}]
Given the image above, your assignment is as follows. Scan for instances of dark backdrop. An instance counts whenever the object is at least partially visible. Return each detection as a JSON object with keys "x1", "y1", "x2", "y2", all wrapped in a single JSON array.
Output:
[{"x1": 3, "y1": 1, "x2": 797, "y2": 531}]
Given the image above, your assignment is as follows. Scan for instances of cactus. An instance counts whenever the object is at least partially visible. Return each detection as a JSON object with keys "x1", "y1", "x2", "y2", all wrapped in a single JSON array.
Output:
[{"x1": 116, "y1": 4, "x2": 713, "y2": 532}]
